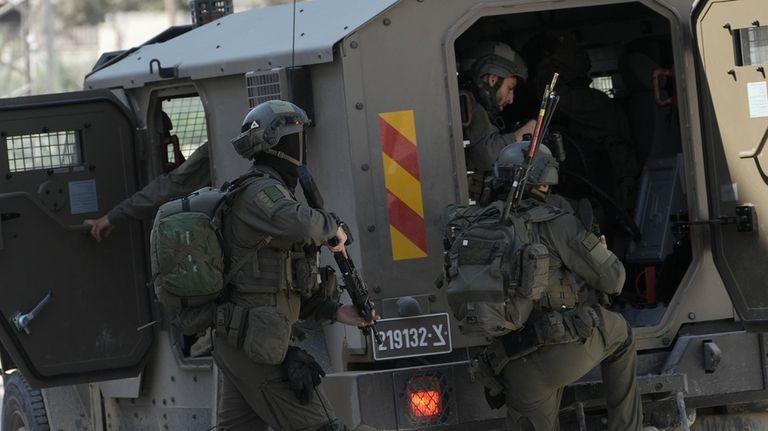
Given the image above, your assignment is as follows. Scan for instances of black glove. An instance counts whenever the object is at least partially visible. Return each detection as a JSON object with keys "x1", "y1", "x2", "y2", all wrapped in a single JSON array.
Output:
[
  {"x1": 484, "y1": 386, "x2": 506, "y2": 410},
  {"x1": 283, "y1": 346, "x2": 326, "y2": 404}
]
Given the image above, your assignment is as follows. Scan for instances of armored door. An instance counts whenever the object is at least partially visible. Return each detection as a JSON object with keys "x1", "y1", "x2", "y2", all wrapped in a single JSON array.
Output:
[
  {"x1": 0, "y1": 90, "x2": 153, "y2": 388},
  {"x1": 693, "y1": 0, "x2": 768, "y2": 326}
]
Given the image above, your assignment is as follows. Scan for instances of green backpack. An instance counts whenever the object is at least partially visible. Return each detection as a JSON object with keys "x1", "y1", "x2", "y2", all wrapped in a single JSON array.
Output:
[
  {"x1": 150, "y1": 172, "x2": 269, "y2": 310},
  {"x1": 442, "y1": 201, "x2": 563, "y2": 339}
]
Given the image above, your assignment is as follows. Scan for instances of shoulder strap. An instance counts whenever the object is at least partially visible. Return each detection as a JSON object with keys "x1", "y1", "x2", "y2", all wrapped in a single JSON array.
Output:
[{"x1": 526, "y1": 203, "x2": 566, "y2": 223}]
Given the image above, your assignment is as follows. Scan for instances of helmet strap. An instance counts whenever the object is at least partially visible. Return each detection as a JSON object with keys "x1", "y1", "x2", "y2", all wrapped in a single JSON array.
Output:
[
  {"x1": 264, "y1": 148, "x2": 302, "y2": 167},
  {"x1": 474, "y1": 76, "x2": 504, "y2": 119}
]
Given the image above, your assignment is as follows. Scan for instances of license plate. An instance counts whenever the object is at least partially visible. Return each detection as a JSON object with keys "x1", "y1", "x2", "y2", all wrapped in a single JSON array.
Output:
[{"x1": 372, "y1": 312, "x2": 452, "y2": 360}]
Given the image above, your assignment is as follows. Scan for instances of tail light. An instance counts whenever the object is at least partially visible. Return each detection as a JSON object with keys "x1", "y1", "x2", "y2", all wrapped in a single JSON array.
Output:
[
  {"x1": 396, "y1": 369, "x2": 456, "y2": 428},
  {"x1": 407, "y1": 376, "x2": 442, "y2": 419}
]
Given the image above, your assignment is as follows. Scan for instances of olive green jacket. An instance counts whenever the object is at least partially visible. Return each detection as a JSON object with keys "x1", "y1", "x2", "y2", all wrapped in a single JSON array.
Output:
[
  {"x1": 222, "y1": 164, "x2": 340, "y2": 323},
  {"x1": 108, "y1": 142, "x2": 211, "y2": 223},
  {"x1": 464, "y1": 97, "x2": 518, "y2": 172},
  {"x1": 530, "y1": 199, "x2": 625, "y2": 295}
]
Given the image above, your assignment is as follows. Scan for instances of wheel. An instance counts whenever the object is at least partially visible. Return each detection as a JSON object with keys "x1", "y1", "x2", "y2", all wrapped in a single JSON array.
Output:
[{"x1": 1, "y1": 371, "x2": 50, "y2": 431}]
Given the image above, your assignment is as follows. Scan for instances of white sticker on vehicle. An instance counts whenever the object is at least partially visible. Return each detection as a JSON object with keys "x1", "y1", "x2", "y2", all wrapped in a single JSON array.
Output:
[
  {"x1": 747, "y1": 81, "x2": 768, "y2": 118},
  {"x1": 68, "y1": 179, "x2": 98, "y2": 214}
]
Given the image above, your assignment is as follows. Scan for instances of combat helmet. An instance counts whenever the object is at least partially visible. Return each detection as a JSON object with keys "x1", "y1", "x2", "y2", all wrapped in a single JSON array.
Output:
[
  {"x1": 493, "y1": 141, "x2": 559, "y2": 187},
  {"x1": 470, "y1": 41, "x2": 529, "y2": 81},
  {"x1": 467, "y1": 41, "x2": 528, "y2": 115},
  {"x1": 231, "y1": 99, "x2": 309, "y2": 163}
]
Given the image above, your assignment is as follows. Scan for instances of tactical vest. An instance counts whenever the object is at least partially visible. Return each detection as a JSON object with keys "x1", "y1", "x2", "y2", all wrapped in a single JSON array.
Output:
[{"x1": 215, "y1": 171, "x2": 328, "y2": 365}]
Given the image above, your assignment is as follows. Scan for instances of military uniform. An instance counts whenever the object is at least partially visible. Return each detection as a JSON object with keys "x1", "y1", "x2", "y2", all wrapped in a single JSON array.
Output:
[
  {"x1": 489, "y1": 197, "x2": 641, "y2": 431},
  {"x1": 214, "y1": 164, "x2": 348, "y2": 431},
  {"x1": 463, "y1": 95, "x2": 519, "y2": 172},
  {"x1": 107, "y1": 142, "x2": 210, "y2": 223}
]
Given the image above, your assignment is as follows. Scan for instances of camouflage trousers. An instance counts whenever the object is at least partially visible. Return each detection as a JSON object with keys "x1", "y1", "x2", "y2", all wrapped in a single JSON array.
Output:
[
  {"x1": 213, "y1": 335, "x2": 349, "y2": 431},
  {"x1": 499, "y1": 308, "x2": 642, "y2": 431}
]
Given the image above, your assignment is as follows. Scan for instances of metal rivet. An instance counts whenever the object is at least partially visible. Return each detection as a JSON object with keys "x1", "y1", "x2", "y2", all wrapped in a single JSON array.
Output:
[
  {"x1": 355, "y1": 102, "x2": 364, "y2": 110},
  {"x1": 654, "y1": 382, "x2": 664, "y2": 391},
  {"x1": 367, "y1": 225, "x2": 376, "y2": 232},
  {"x1": 300, "y1": 32, "x2": 305, "y2": 37},
  {"x1": 216, "y1": 45, "x2": 220, "y2": 49},
  {"x1": 428, "y1": 294, "x2": 436, "y2": 303},
  {"x1": 688, "y1": 312, "x2": 696, "y2": 320},
  {"x1": 383, "y1": 18, "x2": 391, "y2": 26},
  {"x1": 84, "y1": 122, "x2": 91, "y2": 129},
  {"x1": 373, "y1": 286, "x2": 382, "y2": 293},
  {"x1": 350, "y1": 41, "x2": 358, "y2": 49},
  {"x1": 361, "y1": 163, "x2": 369, "y2": 171},
  {"x1": 662, "y1": 337, "x2": 671, "y2": 346}
]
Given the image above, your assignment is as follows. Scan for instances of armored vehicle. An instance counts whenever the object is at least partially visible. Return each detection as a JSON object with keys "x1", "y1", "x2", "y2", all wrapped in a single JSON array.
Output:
[{"x1": 1, "y1": 0, "x2": 767, "y2": 429}]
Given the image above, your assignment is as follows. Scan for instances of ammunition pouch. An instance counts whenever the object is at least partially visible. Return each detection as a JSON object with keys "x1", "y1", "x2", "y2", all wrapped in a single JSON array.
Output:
[
  {"x1": 216, "y1": 303, "x2": 291, "y2": 365},
  {"x1": 564, "y1": 304, "x2": 601, "y2": 341},
  {"x1": 289, "y1": 248, "x2": 321, "y2": 298}
]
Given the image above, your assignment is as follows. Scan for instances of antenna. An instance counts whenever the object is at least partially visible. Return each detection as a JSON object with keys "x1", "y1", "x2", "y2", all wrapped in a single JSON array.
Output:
[{"x1": 291, "y1": 0, "x2": 297, "y2": 69}]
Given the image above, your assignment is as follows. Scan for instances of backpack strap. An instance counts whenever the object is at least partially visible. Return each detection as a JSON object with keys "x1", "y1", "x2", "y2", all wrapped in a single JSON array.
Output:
[{"x1": 218, "y1": 169, "x2": 276, "y2": 288}]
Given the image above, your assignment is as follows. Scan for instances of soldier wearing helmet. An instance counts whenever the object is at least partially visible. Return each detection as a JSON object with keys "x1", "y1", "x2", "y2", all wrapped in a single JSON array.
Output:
[
  {"x1": 214, "y1": 100, "x2": 374, "y2": 431},
  {"x1": 461, "y1": 41, "x2": 537, "y2": 173},
  {"x1": 481, "y1": 142, "x2": 644, "y2": 431}
]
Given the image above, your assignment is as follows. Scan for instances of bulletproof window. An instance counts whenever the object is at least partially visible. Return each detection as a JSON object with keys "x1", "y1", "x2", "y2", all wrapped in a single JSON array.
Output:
[
  {"x1": 590, "y1": 75, "x2": 615, "y2": 98},
  {"x1": 162, "y1": 96, "x2": 208, "y2": 159},
  {"x1": 6, "y1": 130, "x2": 82, "y2": 172},
  {"x1": 734, "y1": 26, "x2": 768, "y2": 66}
]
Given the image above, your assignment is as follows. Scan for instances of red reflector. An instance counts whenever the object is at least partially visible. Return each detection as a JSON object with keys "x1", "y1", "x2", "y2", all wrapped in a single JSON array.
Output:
[{"x1": 407, "y1": 376, "x2": 442, "y2": 419}]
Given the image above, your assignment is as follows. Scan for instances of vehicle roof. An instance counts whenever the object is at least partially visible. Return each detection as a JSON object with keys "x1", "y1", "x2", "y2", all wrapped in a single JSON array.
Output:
[{"x1": 85, "y1": 0, "x2": 399, "y2": 90}]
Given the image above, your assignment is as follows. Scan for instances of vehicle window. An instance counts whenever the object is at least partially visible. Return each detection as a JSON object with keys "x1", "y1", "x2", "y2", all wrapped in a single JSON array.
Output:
[
  {"x1": 161, "y1": 96, "x2": 208, "y2": 160},
  {"x1": 736, "y1": 26, "x2": 768, "y2": 66},
  {"x1": 6, "y1": 130, "x2": 82, "y2": 172}
]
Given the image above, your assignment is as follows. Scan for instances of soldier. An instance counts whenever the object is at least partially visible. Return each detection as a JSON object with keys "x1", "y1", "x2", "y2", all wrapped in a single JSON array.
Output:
[
  {"x1": 461, "y1": 40, "x2": 536, "y2": 172},
  {"x1": 84, "y1": 112, "x2": 210, "y2": 241},
  {"x1": 483, "y1": 142, "x2": 643, "y2": 431},
  {"x1": 214, "y1": 100, "x2": 373, "y2": 431}
]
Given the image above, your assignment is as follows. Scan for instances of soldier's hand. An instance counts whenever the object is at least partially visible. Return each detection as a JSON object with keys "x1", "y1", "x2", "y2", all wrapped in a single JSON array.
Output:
[
  {"x1": 599, "y1": 235, "x2": 607, "y2": 249},
  {"x1": 514, "y1": 119, "x2": 536, "y2": 141},
  {"x1": 84, "y1": 215, "x2": 115, "y2": 242},
  {"x1": 336, "y1": 304, "x2": 379, "y2": 327},
  {"x1": 326, "y1": 225, "x2": 348, "y2": 257},
  {"x1": 283, "y1": 346, "x2": 325, "y2": 405}
]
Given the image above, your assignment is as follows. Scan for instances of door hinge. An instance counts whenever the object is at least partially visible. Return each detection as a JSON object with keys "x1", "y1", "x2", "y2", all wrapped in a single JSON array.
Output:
[{"x1": 672, "y1": 205, "x2": 755, "y2": 233}]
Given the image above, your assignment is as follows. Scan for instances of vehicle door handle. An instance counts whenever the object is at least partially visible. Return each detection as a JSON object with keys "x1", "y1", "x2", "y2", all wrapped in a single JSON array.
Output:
[{"x1": 12, "y1": 291, "x2": 53, "y2": 335}]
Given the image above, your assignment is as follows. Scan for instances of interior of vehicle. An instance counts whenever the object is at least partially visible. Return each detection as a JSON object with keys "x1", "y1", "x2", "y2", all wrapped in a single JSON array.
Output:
[{"x1": 454, "y1": 2, "x2": 689, "y2": 328}]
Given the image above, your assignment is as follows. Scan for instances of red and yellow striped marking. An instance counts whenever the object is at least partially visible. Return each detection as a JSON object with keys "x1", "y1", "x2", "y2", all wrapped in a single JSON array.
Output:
[{"x1": 379, "y1": 110, "x2": 427, "y2": 260}]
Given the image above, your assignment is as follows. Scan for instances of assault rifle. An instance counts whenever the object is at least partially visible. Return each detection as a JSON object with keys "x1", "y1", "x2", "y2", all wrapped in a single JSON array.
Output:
[
  {"x1": 502, "y1": 73, "x2": 561, "y2": 221},
  {"x1": 298, "y1": 166, "x2": 382, "y2": 345}
]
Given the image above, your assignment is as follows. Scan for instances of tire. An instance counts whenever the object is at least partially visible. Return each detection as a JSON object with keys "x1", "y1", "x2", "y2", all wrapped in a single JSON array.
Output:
[{"x1": 1, "y1": 372, "x2": 50, "y2": 431}]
